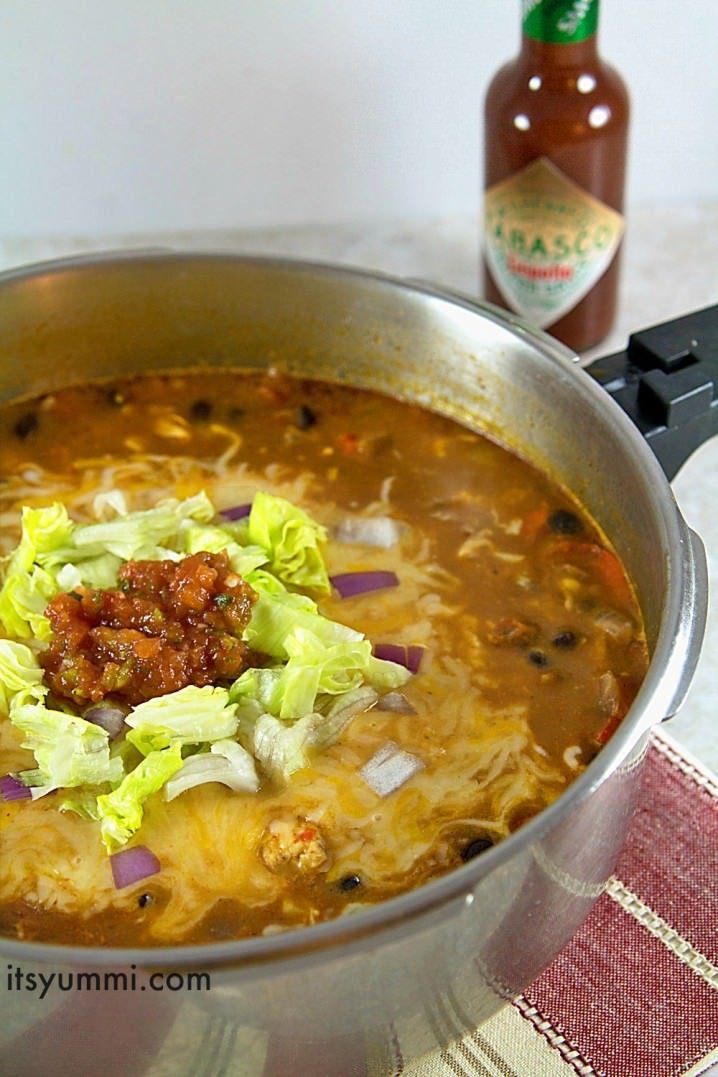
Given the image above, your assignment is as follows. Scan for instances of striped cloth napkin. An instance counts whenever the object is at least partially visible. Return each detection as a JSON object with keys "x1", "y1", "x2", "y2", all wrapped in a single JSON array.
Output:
[{"x1": 407, "y1": 727, "x2": 718, "y2": 1077}]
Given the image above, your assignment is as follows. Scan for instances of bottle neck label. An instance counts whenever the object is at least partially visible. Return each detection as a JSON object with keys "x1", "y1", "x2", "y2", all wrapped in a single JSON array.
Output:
[
  {"x1": 483, "y1": 158, "x2": 623, "y2": 331},
  {"x1": 522, "y1": 0, "x2": 599, "y2": 44}
]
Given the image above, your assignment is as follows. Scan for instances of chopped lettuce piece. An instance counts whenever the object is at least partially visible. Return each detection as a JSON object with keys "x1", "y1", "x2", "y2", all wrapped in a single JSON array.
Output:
[
  {"x1": 58, "y1": 787, "x2": 103, "y2": 821},
  {"x1": 69, "y1": 492, "x2": 215, "y2": 560},
  {"x1": 0, "y1": 564, "x2": 58, "y2": 641},
  {"x1": 236, "y1": 684, "x2": 378, "y2": 783},
  {"x1": 244, "y1": 687, "x2": 378, "y2": 782},
  {"x1": 232, "y1": 626, "x2": 410, "y2": 721},
  {"x1": 183, "y1": 523, "x2": 269, "y2": 577},
  {"x1": 125, "y1": 684, "x2": 239, "y2": 755},
  {"x1": 0, "y1": 503, "x2": 74, "y2": 639},
  {"x1": 247, "y1": 490, "x2": 330, "y2": 592},
  {"x1": 244, "y1": 566, "x2": 295, "y2": 599},
  {"x1": 16, "y1": 503, "x2": 74, "y2": 559},
  {"x1": 0, "y1": 639, "x2": 46, "y2": 713},
  {"x1": 312, "y1": 684, "x2": 380, "y2": 751},
  {"x1": 231, "y1": 667, "x2": 283, "y2": 713},
  {"x1": 283, "y1": 626, "x2": 410, "y2": 704},
  {"x1": 97, "y1": 743, "x2": 184, "y2": 851},
  {"x1": 164, "y1": 738, "x2": 260, "y2": 801},
  {"x1": 10, "y1": 698, "x2": 125, "y2": 797},
  {"x1": 181, "y1": 520, "x2": 244, "y2": 554},
  {"x1": 55, "y1": 552, "x2": 123, "y2": 592},
  {"x1": 248, "y1": 713, "x2": 317, "y2": 783},
  {"x1": 243, "y1": 587, "x2": 362, "y2": 660}
]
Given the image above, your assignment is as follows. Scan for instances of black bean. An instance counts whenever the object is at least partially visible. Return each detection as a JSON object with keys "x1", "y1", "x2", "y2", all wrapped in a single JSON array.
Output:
[
  {"x1": 548, "y1": 509, "x2": 583, "y2": 535},
  {"x1": 528, "y1": 649, "x2": 549, "y2": 667},
  {"x1": 137, "y1": 893, "x2": 154, "y2": 908},
  {"x1": 228, "y1": 406, "x2": 245, "y2": 423},
  {"x1": 14, "y1": 412, "x2": 38, "y2": 439},
  {"x1": 460, "y1": 837, "x2": 493, "y2": 862},
  {"x1": 190, "y1": 399, "x2": 212, "y2": 422},
  {"x1": 337, "y1": 874, "x2": 362, "y2": 892},
  {"x1": 106, "y1": 388, "x2": 126, "y2": 408},
  {"x1": 582, "y1": 744, "x2": 600, "y2": 765},
  {"x1": 552, "y1": 630, "x2": 578, "y2": 649},
  {"x1": 294, "y1": 404, "x2": 317, "y2": 430}
]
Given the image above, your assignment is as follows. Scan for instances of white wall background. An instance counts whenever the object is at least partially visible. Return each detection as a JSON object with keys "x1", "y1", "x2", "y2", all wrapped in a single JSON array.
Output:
[{"x1": 1, "y1": 0, "x2": 717, "y2": 241}]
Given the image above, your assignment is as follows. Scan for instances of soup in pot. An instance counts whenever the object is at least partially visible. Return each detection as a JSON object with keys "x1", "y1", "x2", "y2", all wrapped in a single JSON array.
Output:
[{"x1": 0, "y1": 369, "x2": 648, "y2": 946}]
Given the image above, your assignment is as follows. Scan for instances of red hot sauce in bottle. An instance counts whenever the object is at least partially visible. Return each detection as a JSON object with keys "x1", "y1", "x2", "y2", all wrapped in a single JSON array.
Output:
[{"x1": 482, "y1": 0, "x2": 629, "y2": 352}]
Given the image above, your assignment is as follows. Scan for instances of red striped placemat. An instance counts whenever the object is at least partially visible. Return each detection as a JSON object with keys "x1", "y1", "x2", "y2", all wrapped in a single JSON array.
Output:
[{"x1": 409, "y1": 726, "x2": 718, "y2": 1077}]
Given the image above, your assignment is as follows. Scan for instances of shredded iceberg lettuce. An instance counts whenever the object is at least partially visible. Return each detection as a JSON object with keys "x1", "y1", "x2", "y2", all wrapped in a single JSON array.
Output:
[
  {"x1": 164, "y1": 739, "x2": 259, "y2": 802},
  {"x1": 97, "y1": 743, "x2": 184, "y2": 852},
  {"x1": 243, "y1": 587, "x2": 362, "y2": 660},
  {"x1": 0, "y1": 639, "x2": 46, "y2": 712},
  {"x1": 58, "y1": 787, "x2": 104, "y2": 821},
  {"x1": 10, "y1": 698, "x2": 125, "y2": 797},
  {"x1": 0, "y1": 504, "x2": 74, "y2": 639},
  {"x1": 247, "y1": 490, "x2": 330, "y2": 592},
  {"x1": 232, "y1": 627, "x2": 410, "y2": 721},
  {"x1": 242, "y1": 686, "x2": 379, "y2": 782},
  {"x1": 183, "y1": 522, "x2": 269, "y2": 578},
  {"x1": 69, "y1": 491, "x2": 216, "y2": 560},
  {"x1": 248, "y1": 713, "x2": 318, "y2": 783},
  {"x1": 0, "y1": 639, "x2": 124, "y2": 796},
  {"x1": 124, "y1": 685, "x2": 239, "y2": 755}
]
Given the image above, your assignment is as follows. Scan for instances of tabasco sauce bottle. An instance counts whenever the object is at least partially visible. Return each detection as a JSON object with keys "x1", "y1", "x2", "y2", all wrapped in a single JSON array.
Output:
[{"x1": 482, "y1": 0, "x2": 629, "y2": 351}]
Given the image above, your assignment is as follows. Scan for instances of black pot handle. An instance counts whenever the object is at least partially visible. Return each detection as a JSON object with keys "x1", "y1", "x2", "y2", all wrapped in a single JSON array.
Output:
[{"x1": 586, "y1": 304, "x2": 718, "y2": 479}]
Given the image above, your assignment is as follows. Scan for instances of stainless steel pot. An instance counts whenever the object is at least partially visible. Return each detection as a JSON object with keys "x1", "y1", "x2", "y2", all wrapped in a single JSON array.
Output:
[{"x1": 0, "y1": 252, "x2": 712, "y2": 1077}]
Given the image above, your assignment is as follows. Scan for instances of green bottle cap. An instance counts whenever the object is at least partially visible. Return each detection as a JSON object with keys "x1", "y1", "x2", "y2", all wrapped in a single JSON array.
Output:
[{"x1": 522, "y1": 0, "x2": 599, "y2": 44}]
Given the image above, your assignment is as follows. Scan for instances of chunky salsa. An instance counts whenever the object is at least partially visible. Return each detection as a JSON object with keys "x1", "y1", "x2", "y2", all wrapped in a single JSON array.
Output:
[{"x1": 41, "y1": 552, "x2": 258, "y2": 706}]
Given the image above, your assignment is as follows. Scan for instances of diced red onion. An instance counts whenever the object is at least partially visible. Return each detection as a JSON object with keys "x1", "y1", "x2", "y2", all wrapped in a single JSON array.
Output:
[
  {"x1": 598, "y1": 670, "x2": 620, "y2": 716},
  {"x1": 377, "y1": 691, "x2": 416, "y2": 715},
  {"x1": 330, "y1": 570, "x2": 399, "y2": 599},
  {"x1": 334, "y1": 516, "x2": 402, "y2": 548},
  {"x1": 219, "y1": 503, "x2": 252, "y2": 521},
  {"x1": 360, "y1": 741, "x2": 424, "y2": 798},
  {"x1": 110, "y1": 845, "x2": 161, "y2": 889},
  {"x1": 373, "y1": 643, "x2": 407, "y2": 665},
  {"x1": 373, "y1": 642, "x2": 424, "y2": 672},
  {"x1": 406, "y1": 646, "x2": 424, "y2": 673},
  {"x1": 84, "y1": 703, "x2": 127, "y2": 740},
  {"x1": 314, "y1": 686, "x2": 379, "y2": 749},
  {"x1": 594, "y1": 607, "x2": 634, "y2": 643},
  {"x1": 0, "y1": 774, "x2": 32, "y2": 802}
]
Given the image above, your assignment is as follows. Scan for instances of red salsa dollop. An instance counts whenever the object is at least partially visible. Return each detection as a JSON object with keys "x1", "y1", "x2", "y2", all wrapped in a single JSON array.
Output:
[{"x1": 40, "y1": 551, "x2": 257, "y2": 705}]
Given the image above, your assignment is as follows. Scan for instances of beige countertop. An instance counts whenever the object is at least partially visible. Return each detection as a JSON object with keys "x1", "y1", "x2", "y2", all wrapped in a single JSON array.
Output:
[{"x1": 1, "y1": 201, "x2": 717, "y2": 773}]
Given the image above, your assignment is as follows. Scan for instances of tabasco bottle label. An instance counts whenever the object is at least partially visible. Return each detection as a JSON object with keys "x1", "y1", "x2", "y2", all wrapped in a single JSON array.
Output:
[{"x1": 483, "y1": 158, "x2": 624, "y2": 328}]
